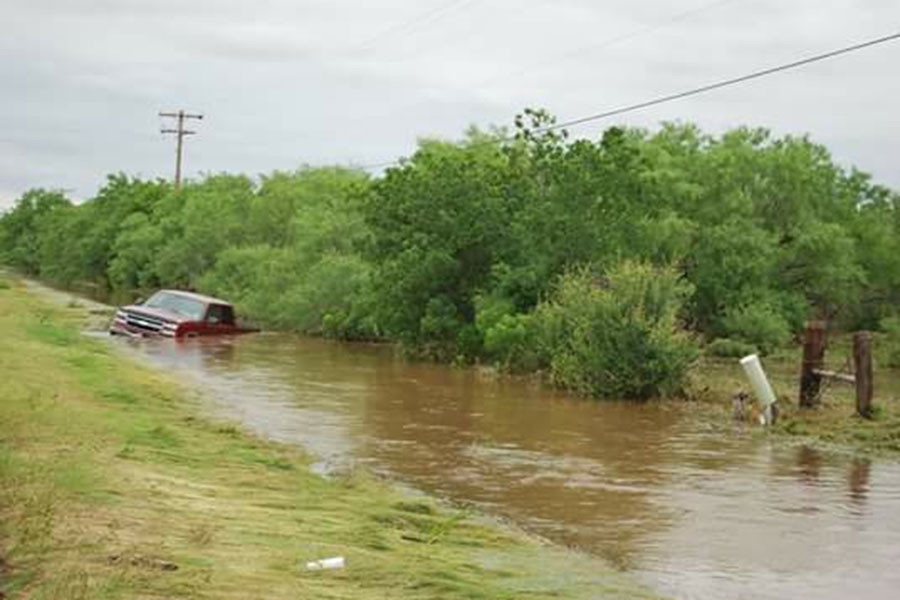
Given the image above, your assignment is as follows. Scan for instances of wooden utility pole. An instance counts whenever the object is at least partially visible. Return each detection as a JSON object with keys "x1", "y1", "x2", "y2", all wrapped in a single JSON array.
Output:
[
  {"x1": 160, "y1": 110, "x2": 203, "y2": 191},
  {"x1": 799, "y1": 321, "x2": 827, "y2": 408},
  {"x1": 853, "y1": 332, "x2": 874, "y2": 418}
]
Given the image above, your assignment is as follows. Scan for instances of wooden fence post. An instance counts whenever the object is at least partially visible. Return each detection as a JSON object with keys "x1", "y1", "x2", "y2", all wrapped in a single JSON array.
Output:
[
  {"x1": 799, "y1": 321, "x2": 827, "y2": 408},
  {"x1": 854, "y1": 332, "x2": 873, "y2": 419}
]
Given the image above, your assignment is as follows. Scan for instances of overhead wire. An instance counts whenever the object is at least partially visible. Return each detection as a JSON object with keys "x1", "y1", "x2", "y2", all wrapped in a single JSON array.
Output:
[
  {"x1": 347, "y1": 0, "x2": 743, "y2": 165},
  {"x1": 475, "y1": 0, "x2": 742, "y2": 89},
  {"x1": 356, "y1": 30, "x2": 900, "y2": 171},
  {"x1": 542, "y1": 30, "x2": 900, "y2": 133},
  {"x1": 354, "y1": 0, "x2": 483, "y2": 52}
]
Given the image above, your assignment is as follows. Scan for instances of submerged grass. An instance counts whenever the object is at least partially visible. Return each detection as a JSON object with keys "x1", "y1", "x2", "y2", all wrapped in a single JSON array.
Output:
[
  {"x1": 694, "y1": 346, "x2": 900, "y2": 457},
  {"x1": 0, "y1": 274, "x2": 660, "y2": 600}
]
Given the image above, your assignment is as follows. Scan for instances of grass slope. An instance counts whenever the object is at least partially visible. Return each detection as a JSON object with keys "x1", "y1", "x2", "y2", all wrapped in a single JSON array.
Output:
[{"x1": 0, "y1": 274, "x2": 659, "y2": 600}]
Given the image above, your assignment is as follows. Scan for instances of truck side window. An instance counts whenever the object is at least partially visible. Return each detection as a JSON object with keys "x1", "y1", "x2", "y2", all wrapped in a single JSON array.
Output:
[{"x1": 206, "y1": 304, "x2": 235, "y2": 325}]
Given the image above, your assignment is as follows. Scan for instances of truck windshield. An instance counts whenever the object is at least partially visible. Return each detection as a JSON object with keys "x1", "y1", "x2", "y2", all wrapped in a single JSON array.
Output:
[{"x1": 143, "y1": 292, "x2": 205, "y2": 321}]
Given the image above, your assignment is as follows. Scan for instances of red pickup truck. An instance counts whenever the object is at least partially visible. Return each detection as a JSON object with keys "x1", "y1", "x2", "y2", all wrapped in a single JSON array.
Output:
[{"x1": 109, "y1": 290, "x2": 255, "y2": 338}]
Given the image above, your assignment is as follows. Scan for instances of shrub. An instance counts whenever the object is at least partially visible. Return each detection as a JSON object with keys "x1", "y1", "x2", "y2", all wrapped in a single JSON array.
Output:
[
  {"x1": 880, "y1": 317, "x2": 900, "y2": 368},
  {"x1": 416, "y1": 296, "x2": 463, "y2": 360},
  {"x1": 474, "y1": 294, "x2": 538, "y2": 370},
  {"x1": 706, "y1": 337, "x2": 757, "y2": 358},
  {"x1": 455, "y1": 324, "x2": 484, "y2": 363},
  {"x1": 281, "y1": 252, "x2": 376, "y2": 339},
  {"x1": 532, "y1": 261, "x2": 697, "y2": 400},
  {"x1": 199, "y1": 246, "x2": 377, "y2": 340},
  {"x1": 482, "y1": 314, "x2": 540, "y2": 371},
  {"x1": 721, "y1": 300, "x2": 792, "y2": 355}
]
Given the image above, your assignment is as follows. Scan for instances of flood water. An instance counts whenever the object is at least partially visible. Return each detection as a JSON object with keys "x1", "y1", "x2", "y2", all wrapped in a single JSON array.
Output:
[{"x1": 115, "y1": 333, "x2": 900, "y2": 600}]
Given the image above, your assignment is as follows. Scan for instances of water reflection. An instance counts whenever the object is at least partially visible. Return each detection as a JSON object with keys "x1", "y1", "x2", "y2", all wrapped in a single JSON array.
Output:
[
  {"x1": 114, "y1": 333, "x2": 900, "y2": 600},
  {"x1": 796, "y1": 445, "x2": 823, "y2": 485},
  {"x1": 847, "y1": 459, "x2": 871, "y2": 512}
]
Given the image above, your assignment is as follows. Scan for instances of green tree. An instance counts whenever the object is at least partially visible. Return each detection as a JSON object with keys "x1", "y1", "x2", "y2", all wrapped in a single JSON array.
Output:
[
  {"x1": 154, "y1": 174, "x2": 253, "y2": 288},
  {"x1": 0, "y1": 189, "x2": 71, "y2": 275},
  {"x1": 198, "y1": 167, "x2": 376, "y2": 339},
  {"x1": 365, "y1": 133, "x2": 513, "y2": 356}
]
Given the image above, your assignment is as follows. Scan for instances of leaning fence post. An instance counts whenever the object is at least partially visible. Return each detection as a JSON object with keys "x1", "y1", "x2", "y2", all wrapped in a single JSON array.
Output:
[
  {"x1": 799, "y1": 321, "x2": 827, "y2": 408},
  {"x1": 853, "y1": 332, "x2": 873, "y2": 419}
]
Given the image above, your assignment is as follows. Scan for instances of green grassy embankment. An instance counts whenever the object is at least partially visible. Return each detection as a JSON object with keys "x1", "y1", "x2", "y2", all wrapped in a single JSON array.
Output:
[{"x1": 0, "y1": 273, "x2": 660, "y2": 600}]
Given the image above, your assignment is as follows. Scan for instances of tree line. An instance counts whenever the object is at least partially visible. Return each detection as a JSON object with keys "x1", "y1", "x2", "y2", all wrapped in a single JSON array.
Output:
[{"x1": 2, "y1": 111, "x2": 898, "y2": 398}]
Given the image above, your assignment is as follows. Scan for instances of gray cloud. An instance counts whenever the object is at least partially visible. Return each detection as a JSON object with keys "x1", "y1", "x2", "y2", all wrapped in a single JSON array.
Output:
[{"x1": 2, "y1": 0, "x2": 899, "y2": 209}]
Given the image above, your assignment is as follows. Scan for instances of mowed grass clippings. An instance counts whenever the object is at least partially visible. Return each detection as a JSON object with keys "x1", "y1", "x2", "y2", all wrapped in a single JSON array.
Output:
[{"x1": 0, "y1": 274, "x2": 660, "y2": 600}]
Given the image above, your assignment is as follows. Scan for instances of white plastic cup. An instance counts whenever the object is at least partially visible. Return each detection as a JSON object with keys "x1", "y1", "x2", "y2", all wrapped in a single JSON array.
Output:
[
  {"x1": 306, "y1": 556, "x2": 345, "y2": 571},
  {"x1": 739, "y1": 354, "x2": 778, "y2": 409}
]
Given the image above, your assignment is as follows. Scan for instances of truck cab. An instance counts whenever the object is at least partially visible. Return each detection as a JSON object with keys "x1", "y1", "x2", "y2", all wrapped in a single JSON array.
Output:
[{"x1": 109, "y1": 290, "x2": 254, "y2": 338}]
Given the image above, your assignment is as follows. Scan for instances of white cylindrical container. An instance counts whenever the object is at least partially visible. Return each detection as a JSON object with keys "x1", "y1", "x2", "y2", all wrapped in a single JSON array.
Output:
[
  {"x1": 739, "y1": 354, "x2": 777, "y2": 408},
  {"x1": 306, "y1": 556, "x2": 345, "y2": 571}
]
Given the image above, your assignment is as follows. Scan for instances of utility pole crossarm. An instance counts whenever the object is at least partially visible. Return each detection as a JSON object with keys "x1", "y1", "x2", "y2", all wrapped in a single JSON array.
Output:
[{"x1": 159, "y1": 109, "x2": 203, "y2": 191}]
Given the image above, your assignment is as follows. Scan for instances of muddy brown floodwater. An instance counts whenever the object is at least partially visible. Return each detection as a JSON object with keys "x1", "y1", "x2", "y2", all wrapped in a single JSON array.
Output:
[{"x1": 115, "y1": 333, "x2": 900, "y2": 600}]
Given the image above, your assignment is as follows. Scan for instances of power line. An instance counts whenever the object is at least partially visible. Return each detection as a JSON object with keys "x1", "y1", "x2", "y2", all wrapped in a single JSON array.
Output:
[
  {"x1": 355, "y1": 0, "x2": 482, "y2": 52},
  {"x1": 477, "y1": 0, "x2": 742, "y2": 89},
  {"x1": 544, "y1": 30, "x2": 900, "y2": 133},
  {"x1": 354, "y1": 0, "x2": 741, "y2": 152},
  {"x1": 358, "y1": 30, "x2": 900, "y2": 171},
  {"x1": 349, "y1": 0, "x2": 741, "y2": 140}
]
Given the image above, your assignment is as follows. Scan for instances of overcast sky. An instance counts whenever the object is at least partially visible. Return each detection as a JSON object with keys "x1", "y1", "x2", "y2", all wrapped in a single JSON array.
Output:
[{"x1": 2, "y1": 0, "x2": 899, "y2": 208}]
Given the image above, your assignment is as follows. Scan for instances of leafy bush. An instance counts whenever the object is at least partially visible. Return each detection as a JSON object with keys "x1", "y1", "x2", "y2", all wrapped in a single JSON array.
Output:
[
  {"x1": 282, "y1": 252, "x2": 376, "y2": 340},
  {"x1": 880, "y1": 317, "x2": 900, "y2": 368},
  {"x1": 706, "y1": 338, "x2": 757, "y2": 358},
  {"x1": 721, "y1": 300, "x2": 792, "y2": 355},
  {"x1": 471, "y1": 294, "x2": 534, "y2": 370},
  {"x1": 414, "y1": 296, "x2": 465, "y2": 360},
  {"x1": 0, "y1": 189, "x2": 72, "y2": 275},
  {"x1": 482, "y1": 314, "x2": 539, "y2": 371},
  {"x1": 199, "y1": 247, "x2": 377, "y2": 340},
  {"x1": 532, "y1": 261, "x2": 697, "y2": 400}
]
